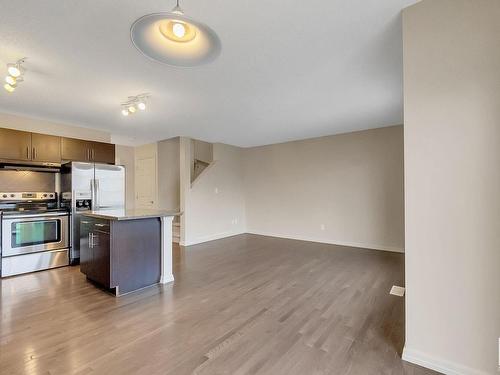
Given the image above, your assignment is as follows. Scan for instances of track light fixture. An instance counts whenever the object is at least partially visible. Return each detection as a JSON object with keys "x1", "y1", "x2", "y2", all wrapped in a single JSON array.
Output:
[
  {"x1": 121, "y1": 94, "x2": 150, "y2": 117},
  {"x1": 4, "y1": 58, "x2": 27, "y2": 93}
]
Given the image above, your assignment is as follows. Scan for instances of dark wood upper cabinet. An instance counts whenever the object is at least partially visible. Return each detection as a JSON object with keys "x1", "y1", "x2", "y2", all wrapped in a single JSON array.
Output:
[
  {"x1": 0, "y1": 128, "x2": 115, "y2": 165},
  {"x1": 0, "y1": 128, "x2": 32, "y2": 161},
  {"x1": 61, "y1": 137, "x2": 92, "y2": 162},
  {"x1": 91, "y1": 141, "x2": 115, "y2": 164},
  {"x1": 31, "y1": 133, "x2": 61, "y2": 163},
  {"x1": 61, "y1": 137, "x2": 115, "y2": 164}
]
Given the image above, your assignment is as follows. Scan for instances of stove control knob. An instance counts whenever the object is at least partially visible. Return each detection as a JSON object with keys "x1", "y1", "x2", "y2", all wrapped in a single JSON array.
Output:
[
  {"x1": 43, "y1": 194, "x2": 48, "y2": 198},
  {"x1": 10, "y1": 194, "x2": 15, "y2": 198},
  {"x1": 2, "y1": 194, "x2": 7, "y2": 198}
]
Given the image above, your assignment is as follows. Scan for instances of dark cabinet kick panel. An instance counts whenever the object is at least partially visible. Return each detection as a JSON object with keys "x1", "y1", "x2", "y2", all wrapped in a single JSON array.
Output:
[
  {"x1": 0, "y1": 128, "x2": 33, "y2": 161},
  {"x1": 79, "y1": 217, "x2": 161, "y2": 295}
]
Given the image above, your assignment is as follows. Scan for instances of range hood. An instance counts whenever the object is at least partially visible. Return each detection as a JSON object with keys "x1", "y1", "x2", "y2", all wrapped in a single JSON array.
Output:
[{"x1": 0, "y1": 160, "x2": 61, "y2": 173}]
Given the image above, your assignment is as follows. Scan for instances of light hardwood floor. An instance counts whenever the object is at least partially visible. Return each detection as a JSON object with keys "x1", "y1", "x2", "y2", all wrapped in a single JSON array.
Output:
[{"x1": 0, "y1": 234, "x2": 439, "y2": 375}]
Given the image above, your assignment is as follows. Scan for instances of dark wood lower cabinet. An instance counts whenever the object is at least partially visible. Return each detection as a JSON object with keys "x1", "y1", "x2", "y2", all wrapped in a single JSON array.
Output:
[
  {"x1": 79, "y1": 219, "x2": 92, "y2": 276},
  {"x1": 79, "y1": 217, "x2": 161, "y2": 295}
]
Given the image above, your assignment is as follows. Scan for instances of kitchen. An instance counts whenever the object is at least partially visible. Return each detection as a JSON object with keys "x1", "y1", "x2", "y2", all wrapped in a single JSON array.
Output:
[{"x1": 0, "y1": 126, "x2": 177, "y2": 294}]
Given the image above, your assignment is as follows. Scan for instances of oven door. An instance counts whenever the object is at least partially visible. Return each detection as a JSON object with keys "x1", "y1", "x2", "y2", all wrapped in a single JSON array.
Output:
[{"x1": 1, "y1": 213, "x2": 69, "y2": 257}]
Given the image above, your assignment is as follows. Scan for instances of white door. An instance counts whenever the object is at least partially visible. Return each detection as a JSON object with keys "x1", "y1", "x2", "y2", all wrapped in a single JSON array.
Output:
[{"x1": 135, "y1": 154, "x2": 157, "y2": 209}]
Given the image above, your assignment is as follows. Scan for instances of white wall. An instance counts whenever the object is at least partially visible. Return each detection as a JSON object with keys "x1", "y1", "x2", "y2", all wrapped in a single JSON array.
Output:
[
  {"x1": 180, "y1": 138, "x2": 246, "y2": 245},
  {"x1": 0, "y1": 112, "x2": 111, "y2": 142},
  {"x1": 403, "y1": 1, "x2": 500, "y2": 374},
  {"x1": 115, "y1": 145, "x2": 135, "y2": 209},
  {"x1": 244, "y1": 126, "x2": 404, "y2": 252}
]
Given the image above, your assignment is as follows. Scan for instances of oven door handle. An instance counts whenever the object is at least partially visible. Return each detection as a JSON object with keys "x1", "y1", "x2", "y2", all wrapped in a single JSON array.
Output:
[{"x1": 2, "y1": 212, "x2": 69, "y2": 220}]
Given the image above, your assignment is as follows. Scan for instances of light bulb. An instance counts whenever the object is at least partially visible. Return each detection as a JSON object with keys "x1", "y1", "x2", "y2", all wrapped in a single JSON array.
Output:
[
  {"x1": 137, "y1": 102, "x2": 146, "y2": 111},
  {"x1": 128, "y1": 105, "x2": 136, "y2": 113},
  {"x1": 173, "y1": 22, "x2": 186, "y2": 38},
  {"x1": 121, "y1": 109, "x2": 129, "y2": 116},
  {"x1": 172, "y1": 22, "x2": 186, "y2": 38},
  {"x1": 4, "y1": 83, "x2": 15, "y2": 93},
  {"x1": 5, "y1": 76, "x2": 16, "y2": 85},
  {"x1": 7, "y1": 66, "x2": 21, "y2": 78}
]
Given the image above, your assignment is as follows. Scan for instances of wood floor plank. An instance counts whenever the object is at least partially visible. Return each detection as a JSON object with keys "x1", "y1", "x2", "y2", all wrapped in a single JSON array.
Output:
[{"x1": 0, "y1": 234, "x2": 439, "y2": 375}]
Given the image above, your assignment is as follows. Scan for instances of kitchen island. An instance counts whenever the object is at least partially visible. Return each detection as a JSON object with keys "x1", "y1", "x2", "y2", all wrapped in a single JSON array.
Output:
[{"x1": 80, "y1": 209, "x2": 179, "y2": 296}]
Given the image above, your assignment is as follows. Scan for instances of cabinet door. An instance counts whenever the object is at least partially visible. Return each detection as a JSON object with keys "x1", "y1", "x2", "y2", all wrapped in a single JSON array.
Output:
[
  {"x1": 31, "y1": 133, "x2": 61, "y2": 163},
  {"x1": 61, "y1": 137, "x2": 91, "y2": 162},
  {"x1": 91, "y1": 141, "x2": 115, "y2": 164},
  {"x1": 79, "y1": 219, "x2": 93, "y2": 277},
  {"x1": 92, "y1": 229, "x2": 111, "y2": 288},
  {"x1": 0, "y1": 128, "x2": 32, "y2": 161}
]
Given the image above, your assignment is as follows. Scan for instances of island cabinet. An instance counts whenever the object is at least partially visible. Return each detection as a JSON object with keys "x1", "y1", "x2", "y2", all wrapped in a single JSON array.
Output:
[{"x1": 80, "y1": 216, "x2": 161, "y2": 295}]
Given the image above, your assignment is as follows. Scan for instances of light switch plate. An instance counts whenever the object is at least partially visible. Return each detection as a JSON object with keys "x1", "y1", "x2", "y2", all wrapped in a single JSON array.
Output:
[{"x1": 390, "y1": 285, "x2": 405, "y2": 297}]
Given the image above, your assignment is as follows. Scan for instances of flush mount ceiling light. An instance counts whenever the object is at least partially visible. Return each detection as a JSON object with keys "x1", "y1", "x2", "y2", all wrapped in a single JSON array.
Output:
[
  {"x1": 4, "y1": 58, "x2": 26, "y2": 93},
  {"x1": 121, "y1": 94, "x2": 150, "y2": 117},
  {"x1": 130, "y1": 0, "x2": 221, "y2": 67}
]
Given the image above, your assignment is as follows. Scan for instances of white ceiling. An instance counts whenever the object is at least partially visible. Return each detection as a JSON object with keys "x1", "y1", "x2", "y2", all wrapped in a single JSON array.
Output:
[{"x1": 0, "y1": 0, "x2": 417, "y2": 147}]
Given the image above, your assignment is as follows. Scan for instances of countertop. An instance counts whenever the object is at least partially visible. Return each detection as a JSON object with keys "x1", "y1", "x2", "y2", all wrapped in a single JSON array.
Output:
[{"x1": 81, "y1": 209, "x2": 180, "y2": 221}]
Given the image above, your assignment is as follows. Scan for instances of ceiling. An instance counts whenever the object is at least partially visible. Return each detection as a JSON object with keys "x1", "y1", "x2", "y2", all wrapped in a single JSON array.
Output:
[{"x1": 0, "y1": 0, "x2": 417, "y2": 147}]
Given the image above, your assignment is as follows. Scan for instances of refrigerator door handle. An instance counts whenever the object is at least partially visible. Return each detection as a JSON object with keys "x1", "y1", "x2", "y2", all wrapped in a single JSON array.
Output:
[
  {"x1": 90, "y1": 179, "x2": 95, "y2": 210},
  {"x1": 94, "y1": 179, "x2": 100, "y2": 210}
]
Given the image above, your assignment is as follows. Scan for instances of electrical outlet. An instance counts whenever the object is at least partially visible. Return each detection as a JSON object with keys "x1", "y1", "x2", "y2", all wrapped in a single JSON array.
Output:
[
  {"x1": 214, "y1": 187, "x2": 219, "y2": 194},
  {"x1": 320, "y1": 224, "x2": 325, "y2": 231}
]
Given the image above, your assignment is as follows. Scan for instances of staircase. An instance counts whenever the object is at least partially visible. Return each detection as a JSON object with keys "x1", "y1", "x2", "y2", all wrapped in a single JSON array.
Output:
[{"x1": 172, "y1": 221, "x2": 180, "y2": 243}]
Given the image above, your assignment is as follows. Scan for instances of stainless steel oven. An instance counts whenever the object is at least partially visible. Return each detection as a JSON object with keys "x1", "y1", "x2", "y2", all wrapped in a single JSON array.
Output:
[{"x1": 2, "y1": 212, "x2": 69, "y2": 257}]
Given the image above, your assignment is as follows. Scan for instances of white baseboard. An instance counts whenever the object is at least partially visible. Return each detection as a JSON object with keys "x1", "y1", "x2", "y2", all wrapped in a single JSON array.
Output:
[
  {"x1": 180, "y1": 230, "x2": 245, "y2": 246},
  {"x1": 402, "y1": 347, "x2": 490, "y2": 375},
  {"x1": 159, "y1": 274, "x2": 174, "y2": 284},
  {"x1": 246, "y1": 230, "x2": 404, "y2": 253}
]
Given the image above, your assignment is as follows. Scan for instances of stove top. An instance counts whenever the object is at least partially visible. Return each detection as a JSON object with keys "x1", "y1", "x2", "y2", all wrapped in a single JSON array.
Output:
[
  {"x1": 1, "y1": 208, "x2": 69, "y2": 216},
  {"x1": 0, "y1": 192, "x2": 57, "y2": 201},
  {"x1": 0, "y1": 192, "x2": 66, "y2": 216}
]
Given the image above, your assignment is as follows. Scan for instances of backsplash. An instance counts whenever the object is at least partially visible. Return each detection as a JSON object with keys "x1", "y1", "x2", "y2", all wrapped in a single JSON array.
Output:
[{"x1": 0, "y1": 170, "x2": 56, "y2": 192}]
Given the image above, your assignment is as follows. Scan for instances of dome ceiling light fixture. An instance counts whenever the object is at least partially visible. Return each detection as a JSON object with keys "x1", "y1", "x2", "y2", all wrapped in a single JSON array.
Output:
[
  {"x1": 130, "y1": 0, "x2": 221, "y2": 67},
  {"x1": 121, "y1": 94, "x2": 150, "y2": 117},
  {"x1": 4, "y1": 58, "x2": 27, "y2": 93}
]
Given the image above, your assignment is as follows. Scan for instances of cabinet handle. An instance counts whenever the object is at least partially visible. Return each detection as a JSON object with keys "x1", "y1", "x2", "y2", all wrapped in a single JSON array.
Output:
[
  {"x1": 88, "y1": 232, "x2": 92, "y2": 248},
  {"x1": 32, "y1": 147, "x2": 36, "y2": 160},
  {"x1": 26, "y1": 146, "x2": 30, "y2": 159},
  {"x1": 91, "y1": 149, "x2": 95, "y2": 160}
]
